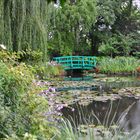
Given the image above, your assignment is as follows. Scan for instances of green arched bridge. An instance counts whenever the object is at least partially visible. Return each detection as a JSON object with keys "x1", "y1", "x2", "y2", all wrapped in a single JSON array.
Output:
[{"x1": 53, "y1": 56, "x2": 96, "y2": 70}]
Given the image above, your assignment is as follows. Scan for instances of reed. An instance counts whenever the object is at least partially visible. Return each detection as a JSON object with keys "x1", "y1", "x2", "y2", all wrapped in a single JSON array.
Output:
[{"x1": 98, "y1": 57, "x2": 140, "y2": 74}]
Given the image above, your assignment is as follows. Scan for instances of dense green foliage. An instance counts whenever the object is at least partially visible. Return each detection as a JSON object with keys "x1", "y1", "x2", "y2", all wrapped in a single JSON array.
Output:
[
  {"x1": 0, "y1": 0, "x2": 50, "y2": 61},
  {"x1": 0, "y1": 52, "x2": 57, "y2": 139},
  {"x1": 98, "y1": 57, "x2": 140, "y2": 74},
  {"x1": 90, "y1": 0, "x2": 140, "y2": 56},
  {"x1": 34, "y1": 61, "x2": 65, "y2": 79},
  {"x1": 48, "y1": 0, "x2": 140, "y2": 57},
  {"x1": 48, "y1": 0, "x2": 97, "y2": 56},
  {"x1": 0, "y1": 0, "x2": 139, "y2": 58},
  {"x1": 17, "y1": 50, "x2": 65, "y2": 79}
]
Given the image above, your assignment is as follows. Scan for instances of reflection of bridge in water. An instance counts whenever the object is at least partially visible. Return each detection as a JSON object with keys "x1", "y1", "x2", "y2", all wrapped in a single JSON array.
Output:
[
  {"x1": 53, "y1": 56, "x2": 96, "y2": 70},
  {"x1": 64, "y1": 76, "x2": 93, "y2": 81}
]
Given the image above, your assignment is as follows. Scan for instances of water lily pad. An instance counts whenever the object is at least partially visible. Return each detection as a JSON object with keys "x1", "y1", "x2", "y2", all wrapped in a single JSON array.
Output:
[{"x1": 118, "y1": 87, "x2": 140, "y2": 98}]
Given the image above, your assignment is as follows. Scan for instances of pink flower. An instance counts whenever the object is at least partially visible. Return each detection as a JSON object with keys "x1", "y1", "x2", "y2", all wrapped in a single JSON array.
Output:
[
  {"x1": 49, "y1": 87, "x2": 56, "y2": 92},
  {"x1": 72, "y1": 108, "x2": 75, "y2": 112}
]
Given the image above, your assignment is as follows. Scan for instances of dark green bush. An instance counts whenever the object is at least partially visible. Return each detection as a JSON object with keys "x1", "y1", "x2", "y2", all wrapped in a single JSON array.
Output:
[{"x1": 17, "y1": 49, "x2": 43, "y2": 64}]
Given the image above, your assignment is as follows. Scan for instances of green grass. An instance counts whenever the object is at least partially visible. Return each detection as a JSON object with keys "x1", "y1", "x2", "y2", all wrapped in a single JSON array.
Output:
[{"x1": 97, "y1": 57, "x2": 140, "y2": 74}]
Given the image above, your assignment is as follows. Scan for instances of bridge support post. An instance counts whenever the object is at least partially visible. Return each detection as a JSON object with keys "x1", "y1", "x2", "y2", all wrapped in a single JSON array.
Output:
[{"x1": 66, "y1": 69, "x2": 83, "y2": 76}]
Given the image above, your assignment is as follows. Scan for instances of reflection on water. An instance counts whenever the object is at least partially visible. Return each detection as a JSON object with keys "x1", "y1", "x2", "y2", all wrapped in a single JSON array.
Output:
[
  {"x1": 57, "y1": 76, "x2": 140, "y2": 92},
  {"x1": 56, "y1": 86, "x2": 97, "y2": 92},
  {"x1": 64, "y1": 76, "x2": 93, "y2": 81},
  {"x1": 62, "y1": 97, "x2": 140, "y2": 131}
]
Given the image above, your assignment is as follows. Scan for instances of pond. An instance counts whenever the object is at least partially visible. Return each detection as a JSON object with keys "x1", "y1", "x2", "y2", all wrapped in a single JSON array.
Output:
[
  {"x1": 62, "y1": 97, "x2": 140, "y2": 131},
  {"x1": 53, "y1": 75, "x2": 140, "y2": 135}
]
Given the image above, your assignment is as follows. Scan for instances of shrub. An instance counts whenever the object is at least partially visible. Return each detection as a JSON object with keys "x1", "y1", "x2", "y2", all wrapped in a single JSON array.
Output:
[
  {"x1": 17, "y1": 49, "x2": 43, "y2": 64},
  {"x1": 0, "y1": 61, "x2": 33, "y2": 137},
  {"x1": 0, "y1": 53, "x2": 57, "y2": 139},
  {"x1": 34, "y1": 61, "x2": 65, "y2": 79},
  {"x1": 0, "y1": 62, "x2": 33, "y2": 107},
  {"x1": 0, "y1": 50, "x2": 19, "y2": 65}
]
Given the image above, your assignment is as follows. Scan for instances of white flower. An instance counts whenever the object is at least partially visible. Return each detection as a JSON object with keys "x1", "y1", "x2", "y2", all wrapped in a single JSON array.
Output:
[{"x1": 0, "y1": 44, "x2": 6, "y2": 50}]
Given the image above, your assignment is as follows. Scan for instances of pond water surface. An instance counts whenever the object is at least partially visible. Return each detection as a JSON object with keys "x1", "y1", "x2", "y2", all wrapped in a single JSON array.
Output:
[
  {"x1": 55, "y1": 75, "x2": 140, "y2": 132},
  {"x1": 62, "y1": 97, "x2": 140, "y2": 131}
]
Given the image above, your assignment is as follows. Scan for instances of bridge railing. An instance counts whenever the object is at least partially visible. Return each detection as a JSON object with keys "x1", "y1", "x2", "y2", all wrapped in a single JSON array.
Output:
[{"x1": 53, "y1": 56, "x2": 96, "y2": 70}]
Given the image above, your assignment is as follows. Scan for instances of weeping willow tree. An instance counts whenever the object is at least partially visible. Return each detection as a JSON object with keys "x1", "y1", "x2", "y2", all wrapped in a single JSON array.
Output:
[{"x1": 0, "y1": 0, "x2": 54, "y2": 61}]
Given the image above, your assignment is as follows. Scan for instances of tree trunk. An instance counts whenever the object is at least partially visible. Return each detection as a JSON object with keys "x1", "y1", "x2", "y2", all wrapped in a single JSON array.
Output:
[
  {"x1": 89, "y1": 24, "x2": 100, "y2": 56},
  {"x1": 91, "y1": 35, "x2": 99, "y2": 56}
]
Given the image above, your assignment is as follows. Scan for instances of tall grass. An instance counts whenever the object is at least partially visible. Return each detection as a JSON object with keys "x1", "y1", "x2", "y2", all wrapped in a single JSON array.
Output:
[
  {"x1": 98, "y1": 57, "x2": 140, "y2": 74},
  {"x1": 57, "y1": 119, "x2": 140, "y2": 140}
]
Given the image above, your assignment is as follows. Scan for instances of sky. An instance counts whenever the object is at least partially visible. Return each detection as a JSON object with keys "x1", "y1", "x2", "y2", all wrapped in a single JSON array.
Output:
[{"x1": 134, "y1": 0, "x2": 140, "y2": 7}]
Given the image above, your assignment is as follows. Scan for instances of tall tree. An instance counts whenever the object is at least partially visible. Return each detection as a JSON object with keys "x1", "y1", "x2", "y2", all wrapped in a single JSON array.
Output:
[
  {"x1": 89, "y1": 0, "x2": 122, "y2": 55},
  {"x1": 48, "y1": 0, "x2": 97, "y2": 56},
  {"x1": 89, "y1": 0, "x2": 140, "y2": 56}
]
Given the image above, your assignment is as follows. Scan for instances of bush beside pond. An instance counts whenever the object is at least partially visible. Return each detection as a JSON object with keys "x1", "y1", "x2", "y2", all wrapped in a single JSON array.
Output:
[
  {"x1": 0, "y1": 52, "x2": 57, "y2": 139},
  {"x1": 34, "y1": 61, "x2": 65, "y2": 80},
  {"x1": 17, "y1": 50, "x2": 65, "y2": 79}
]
